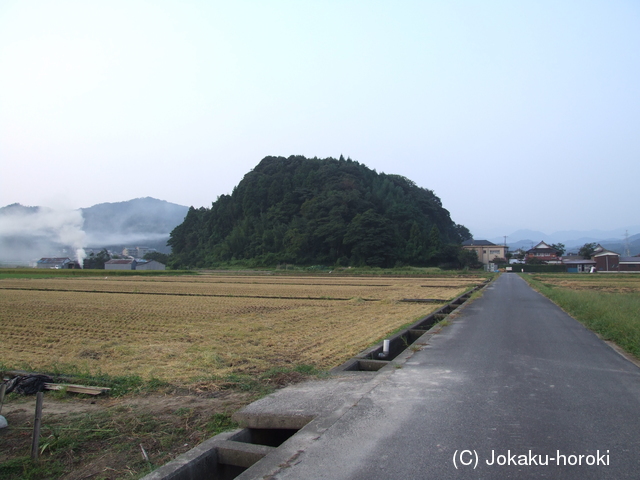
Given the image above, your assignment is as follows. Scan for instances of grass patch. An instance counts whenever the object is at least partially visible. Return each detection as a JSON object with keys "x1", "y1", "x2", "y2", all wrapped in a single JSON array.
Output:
[
  {"x1": 0, "y1": 456, "x2": 67, "y2": 480},
  {"x1": 206, "y1": 413, "x2": 238, "y2": 436},
  {"x1": 521, "y1": 274, "x2": 640, "y2": 358},
  {"x1": 0, "y1": 399, "x2": 242, "y2": 480}
]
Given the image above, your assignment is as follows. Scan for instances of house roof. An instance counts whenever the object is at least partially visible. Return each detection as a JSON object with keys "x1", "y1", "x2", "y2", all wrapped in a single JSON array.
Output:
[
  {"x1": 619, "y1": 257, "x2": 640, "y2": 264},
  {"x1": 527, "y1": 241, "x2": 558, "y2": 254},
  {"x1": 462, "y1": 239, "x2": 498, "y2": 246},
  {"x1": 529, "y1": 241, "x2": 555, "y2": 250},
  {"x1": 562, "y1": 259, "x2": 596, "y2": 265},
  {"x1": 593, "y1": 250, "x2": 619, "y2": 257},
  {"x1": 592, "y1": 244, "x2": 607, "y2": 254},
  {"x1": 105, "y1": 259, "x2": 136, "y2": 265},
  {"x1": 37, "y1": 257, "x2": 72, "y2": 264}
]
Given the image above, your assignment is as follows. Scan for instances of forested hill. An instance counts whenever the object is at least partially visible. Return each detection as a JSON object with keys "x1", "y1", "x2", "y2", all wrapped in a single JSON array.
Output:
[{"x1": 168, "y1": 156, "x2": 472, "y2": 268}]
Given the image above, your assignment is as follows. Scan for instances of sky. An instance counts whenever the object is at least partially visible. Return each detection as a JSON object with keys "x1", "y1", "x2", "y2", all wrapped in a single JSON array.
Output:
[{"x1": 1, "y1": 0, "x2": 639, "y2": 240}]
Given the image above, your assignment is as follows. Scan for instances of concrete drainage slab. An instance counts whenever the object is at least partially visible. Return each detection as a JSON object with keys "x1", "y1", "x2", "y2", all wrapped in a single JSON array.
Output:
[
  {"x1": 141, "y1": 277, "x2": 491, "y2": 480},
  {"x1": 140, "y1": 375, "x2": 386, "y2": 480}
]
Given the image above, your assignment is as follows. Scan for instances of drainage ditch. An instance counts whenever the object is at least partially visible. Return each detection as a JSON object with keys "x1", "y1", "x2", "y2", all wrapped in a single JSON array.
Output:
[
  {"x1": 214, "y1": 427, "x2": 301, "y2": 479},
  {"x1": 142, "y1": 423, "x2": 308, "y2": 480},
  {"x1": 333, "y1": 281, "x2": 488, "y2": 372}
]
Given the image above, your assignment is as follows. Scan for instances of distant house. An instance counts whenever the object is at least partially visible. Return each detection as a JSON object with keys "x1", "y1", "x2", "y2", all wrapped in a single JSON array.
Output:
[
  {"x1": 509, "y1": 248, "x2": 526, "y2": 264},
  {"x1": 36, "y1": 257, "x2": 80, "y2": 269},
  {"x1": 619, "y1": 256, "x2": 640, "y2": 272},
  {"x1": 561, "y1": 255, "x2": 596, "y2": 273},
  {"x1": 526, "y1": 241, "x2": 561, "y2": 264},
  {"x1": 122, "y1": 246, "x2": 154, "y2": 258},
  {"x1": 588, "y1": 245, "x2": 640, "y2": 272},
  {"x1": 461, "y1": 239, "x2": 508, "y2": 265},
  {"x1": 105, "y1": 259, "x2": 137, "y2": 270}
]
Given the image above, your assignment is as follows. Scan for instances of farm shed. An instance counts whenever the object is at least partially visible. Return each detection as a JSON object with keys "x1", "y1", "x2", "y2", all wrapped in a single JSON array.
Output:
[
  {"x1": 136, "y1": 260, "x2": 165, "y2": 271},
  {"x1": 35, "y1": 257, "x2": 80, "y2": 269},
  {"x1": 105, "y1": 259, "x2": 137, "y2": 270},
  {"x1": 593, "y1": 250, "x2": 619, "y2": 272},
  {"x1": 562, "y1": 257, "x2": 596, "y2": 273}
]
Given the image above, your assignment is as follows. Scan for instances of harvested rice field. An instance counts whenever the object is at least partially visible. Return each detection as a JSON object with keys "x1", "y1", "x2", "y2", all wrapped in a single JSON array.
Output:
[
  {"x1": 0, "y1": 275, "x2": 478, "y2": 300},
  {"x1": 0, "y1": 274, "x2": 482, "y2": 385},
  {"x1": 527, "y1": 272, "x2": 640, "y2": 294}
]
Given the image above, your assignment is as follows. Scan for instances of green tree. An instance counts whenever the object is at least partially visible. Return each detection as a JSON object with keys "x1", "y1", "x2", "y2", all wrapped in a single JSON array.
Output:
[
  {"x1": 83, "y1": 249, "x2": 110, "y2": 269},
  {"x1": 457, "y1": 248, "x2": 480, "y2": 269},
  {"x1": 343, "y1": 209, "x2": 394, "y2": 267},
  {"x1": 579, "y1": 242, "x2": 597, "y2": 259},
  {"x1": 551, "y1": 243, "x2": 566, "y2": 256},
  {"x1": 405, "y1": 222, "x2": 426, "y2": 265},
  {"x1": 143, "y1": 251, "x2": 169, "y2": 265}
]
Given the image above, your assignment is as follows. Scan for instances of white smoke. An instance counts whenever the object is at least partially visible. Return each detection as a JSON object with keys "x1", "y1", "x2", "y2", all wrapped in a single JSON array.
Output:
[
  {"x1": 84, "y1": 232, "x2": 170, "y2": 246},
  {"x1": 75, "y1": 248, "x2": 87, "y2": 267},
  {"x1": 0, "y1": 205, "x2": 87, "y2": 266}
]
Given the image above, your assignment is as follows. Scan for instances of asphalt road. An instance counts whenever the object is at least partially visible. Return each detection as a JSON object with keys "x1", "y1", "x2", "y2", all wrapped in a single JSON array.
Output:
[{"x1": 273, "y1": 273, "x2": 640, "y2": 479}]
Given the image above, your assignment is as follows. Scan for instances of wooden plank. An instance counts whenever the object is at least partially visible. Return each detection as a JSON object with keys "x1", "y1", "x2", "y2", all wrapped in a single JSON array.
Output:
[
  {"x1": 44, "y1": 383, "x2": 111, "y2": 395},
  {"x1": 31, "y1": 392, "x2": 44, "y2": 461},
  {"x1": 0, "y1": 383, "x2": 6, "y2": 415}
]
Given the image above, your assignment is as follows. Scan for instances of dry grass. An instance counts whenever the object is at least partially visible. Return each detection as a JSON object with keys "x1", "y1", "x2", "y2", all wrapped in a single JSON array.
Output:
[
  {"x1": 523, "y1": 273, "x2": 640, "y2": 359},
  {"x1": 0, "y1": 275, "x2": 478, "y2": 384},
  {"x1": 529, "y1": 273, "x2": 640, "y2": 294}
]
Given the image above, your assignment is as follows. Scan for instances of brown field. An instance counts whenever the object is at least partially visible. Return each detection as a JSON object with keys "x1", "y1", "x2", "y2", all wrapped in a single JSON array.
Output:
[
  {"x1": 0, "y1": 274, "x2": 479, "y2": 385},
  {"x1": 0, "y1": 275, "x2": 477, "y2": 300},
  {"x1": 528, "y1": 273, "x2": 640, "y2": 294}
]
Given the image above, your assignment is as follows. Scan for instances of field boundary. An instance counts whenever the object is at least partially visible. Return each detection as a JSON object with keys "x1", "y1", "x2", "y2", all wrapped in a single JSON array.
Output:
[
  {"x1": 333, "y1": 278, "x2": 492, "y2": 372},
  {"x1": 0, "y1": 286, "x2": 376, "y2": 301}
]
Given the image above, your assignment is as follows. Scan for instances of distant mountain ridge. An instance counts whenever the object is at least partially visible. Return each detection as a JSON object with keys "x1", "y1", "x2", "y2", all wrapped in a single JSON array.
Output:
[
  {"x1": 0, "y1": 197, "x2": 189, "y2": 265},
  {"x1": 490, "y1": 227, "x2": 640, "y2": 255},
  {"x1": 81, "y1": 197, "x2": 189, "y2": 240},
  {"x1": 80, "y1": 197, "x2": 189, "y2": 253}
]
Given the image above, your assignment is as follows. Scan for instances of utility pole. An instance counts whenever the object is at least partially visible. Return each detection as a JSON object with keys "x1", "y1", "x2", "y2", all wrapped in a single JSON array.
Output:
[{"x1": 624, "y1": 230, "x2": 631, "y2": 257}]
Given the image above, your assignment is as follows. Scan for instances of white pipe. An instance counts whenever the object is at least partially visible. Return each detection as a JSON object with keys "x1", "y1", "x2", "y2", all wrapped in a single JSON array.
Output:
[{"x1": 378, "y1": 339, "x2": 391, "y2": 358}]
